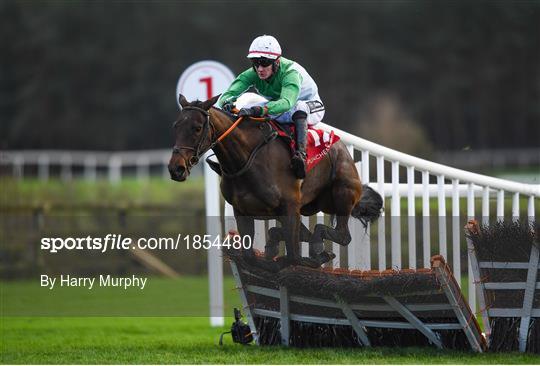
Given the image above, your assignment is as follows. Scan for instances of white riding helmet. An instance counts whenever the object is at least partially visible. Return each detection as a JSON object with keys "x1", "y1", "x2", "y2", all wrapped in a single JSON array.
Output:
[{"x1": 247, "y1": 35, "x2": 282, "y2": 60}]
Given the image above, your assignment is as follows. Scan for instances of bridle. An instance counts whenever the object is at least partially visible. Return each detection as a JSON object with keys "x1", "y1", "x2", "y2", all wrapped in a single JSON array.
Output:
[
  {"x1": 172, "y1": 106, "x2": 217, "y2": 170},
  {"x1": 172, "y1": 105, "x2": 277, "y2": 178}
]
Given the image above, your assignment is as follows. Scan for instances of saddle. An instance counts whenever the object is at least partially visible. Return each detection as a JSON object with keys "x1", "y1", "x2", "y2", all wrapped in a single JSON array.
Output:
[
  {"x1": 267, "y1": 120, "x2": 340, "y2": 172},
  {"x1": 206, "y1": 119, "x2": 340, "y2": 177}
]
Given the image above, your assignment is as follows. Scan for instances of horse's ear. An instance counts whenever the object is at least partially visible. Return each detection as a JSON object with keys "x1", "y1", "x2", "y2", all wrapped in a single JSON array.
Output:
[
  {"x1": 202, "y1": 94, "x2": 221, "y2": 111},
  {"x1": 178, "y1": 94, "x2": 189, "y2": 108}
]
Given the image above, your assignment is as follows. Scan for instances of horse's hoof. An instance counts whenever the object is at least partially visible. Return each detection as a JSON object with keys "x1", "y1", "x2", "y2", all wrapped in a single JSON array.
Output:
[
  {"x1": 296, "y1": 256, "x2": 321, "y2": 268},
  {"x1": 264, "y1": 245, "x2": 279, "y2": 260},
  {"x1": 243, "y1": 250, "x2": 259, "y2": 266},
  {"x1": 269, "y1": 256, "x2": 288, "y2": 270},
  {"x1": 317, "y1": 251, "x2": 336, "y2": 265}
]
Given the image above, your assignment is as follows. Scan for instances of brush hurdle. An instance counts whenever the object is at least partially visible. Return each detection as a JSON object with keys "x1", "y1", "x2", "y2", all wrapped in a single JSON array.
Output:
[
  {"x1": 228, "y1": 252, "x2": 486, "y2": 351},
  {"x1": 466, "y1": 219, "x2": 539, "y2": 353}
]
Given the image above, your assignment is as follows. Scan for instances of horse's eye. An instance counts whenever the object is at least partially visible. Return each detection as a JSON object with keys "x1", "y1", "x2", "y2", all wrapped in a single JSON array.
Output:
[{"x1": 195, "y1": 126, "x2": 202, "y2": 133}]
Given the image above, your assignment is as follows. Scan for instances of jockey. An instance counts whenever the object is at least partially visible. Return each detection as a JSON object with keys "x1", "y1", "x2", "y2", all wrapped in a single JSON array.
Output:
[{"x1": 217, "y1": 35, "x2": 325, "y2": 179}]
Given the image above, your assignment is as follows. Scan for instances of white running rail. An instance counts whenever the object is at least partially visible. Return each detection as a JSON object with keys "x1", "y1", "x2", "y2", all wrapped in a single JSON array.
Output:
[
  {"x1": 0, "y1": 149, "x2": 203, "y2": 182},
  {"x1": 205, "y1": 122, "x2": 539, "y2": 326}
]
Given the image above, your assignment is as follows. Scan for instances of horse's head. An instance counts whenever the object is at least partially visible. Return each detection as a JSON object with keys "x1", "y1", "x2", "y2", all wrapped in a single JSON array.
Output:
[{"x1": 168, "y1": 94, "x2": 220, "y2": 181}]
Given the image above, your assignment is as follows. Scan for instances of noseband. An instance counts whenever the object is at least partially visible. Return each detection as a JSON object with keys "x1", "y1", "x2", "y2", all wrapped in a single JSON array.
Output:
[{"x1": 172, "y1": 106, "x2": 217, "y2": 169}]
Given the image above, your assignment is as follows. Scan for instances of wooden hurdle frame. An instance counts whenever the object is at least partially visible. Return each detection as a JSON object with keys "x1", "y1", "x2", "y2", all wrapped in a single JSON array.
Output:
[{"x1": 229, "y1": 255, "x2": 486, "y2": 351}]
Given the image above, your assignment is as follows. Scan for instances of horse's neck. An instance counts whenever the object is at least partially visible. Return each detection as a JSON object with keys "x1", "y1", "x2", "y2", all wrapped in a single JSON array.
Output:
[{"x1": 209, "y1": 108, "x2": 252, "y2": 172}]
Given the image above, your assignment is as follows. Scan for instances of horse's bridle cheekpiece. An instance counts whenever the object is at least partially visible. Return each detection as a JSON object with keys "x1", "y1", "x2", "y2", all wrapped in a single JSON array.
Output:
[{"x1": 173, "y1": 106, "x2": 217, "y2": 170}]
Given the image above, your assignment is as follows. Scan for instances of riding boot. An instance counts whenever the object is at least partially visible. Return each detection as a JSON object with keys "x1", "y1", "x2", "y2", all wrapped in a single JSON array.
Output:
[{"x1": 291, "y1": 111, "x2": 308, "y2": 179}]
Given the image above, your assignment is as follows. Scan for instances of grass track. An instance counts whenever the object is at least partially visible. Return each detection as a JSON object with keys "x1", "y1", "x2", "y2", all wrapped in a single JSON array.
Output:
[
  {"x1": 2, "y1": 278, "x2": 539, "y2": 364},
  {"x1": 2, "y1": 317, "x2": 539, "y2": 364}
]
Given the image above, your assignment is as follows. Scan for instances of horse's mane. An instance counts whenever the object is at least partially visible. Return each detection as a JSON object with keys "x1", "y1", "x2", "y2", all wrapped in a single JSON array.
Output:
[
  {"x1": 184, "y1": 100, "x2": 237, "y2": 123},
  {"x1": 209, "y1": 105, "x2": 237, "y2": 122}
]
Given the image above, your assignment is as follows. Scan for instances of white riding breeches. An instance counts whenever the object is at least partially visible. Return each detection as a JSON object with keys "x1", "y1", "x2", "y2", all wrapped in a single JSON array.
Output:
[{"x1": 232, "y1": 92, "x2": 324, "y2": 126}]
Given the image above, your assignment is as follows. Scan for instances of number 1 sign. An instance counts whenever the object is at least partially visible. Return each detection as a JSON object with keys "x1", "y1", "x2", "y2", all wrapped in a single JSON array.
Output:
[{"x1": 176, "y1": 60, "x2": 235, "y2": 108}]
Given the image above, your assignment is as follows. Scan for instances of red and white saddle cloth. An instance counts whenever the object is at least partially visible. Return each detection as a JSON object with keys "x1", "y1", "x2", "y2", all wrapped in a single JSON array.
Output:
[{"x1": 268, "y1": 121, "x2": 340, "y2": 173}]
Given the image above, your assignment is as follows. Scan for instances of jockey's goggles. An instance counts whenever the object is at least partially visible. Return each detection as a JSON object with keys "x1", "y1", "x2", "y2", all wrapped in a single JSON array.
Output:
[{"x1": 251, "y1": 57, "x2": 274, "y2": 68}]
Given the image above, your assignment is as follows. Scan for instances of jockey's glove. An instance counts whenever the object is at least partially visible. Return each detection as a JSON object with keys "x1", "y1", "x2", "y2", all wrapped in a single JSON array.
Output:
[
  {"x1": 222, "y1": 102, "x2": 235, "y2": 113},
  {"x1": 238, "y1": 106, "x2": 266, "y2": 117}
]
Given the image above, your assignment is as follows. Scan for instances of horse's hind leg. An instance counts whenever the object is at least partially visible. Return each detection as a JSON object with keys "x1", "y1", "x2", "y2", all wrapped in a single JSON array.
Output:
[
  {"x1": 310, "y1": 215, "x2": 351, "y2": 261},
  {"x1": 265, "y1": 220, "x2": 312, "y2": 260},
  {"x1": 309, "y1": 149, "x2": 361, "y2": 264}
]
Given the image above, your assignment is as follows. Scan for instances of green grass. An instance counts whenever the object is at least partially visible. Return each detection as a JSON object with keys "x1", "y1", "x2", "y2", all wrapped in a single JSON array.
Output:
[
  {"x1": 1, "y1": 277, "x2": 241, "y2": 317},
  {"x1": 0, "y1": 177, "x2": 204, "y2": 206},
  {"x1": 2, "y1": 317, "x2": 539, "y2": 364},
  {"x1": 3, "y1": 176, "x2": 537, "y2": 214},
  {"x1": 2, "y1": 277, "x2": 540, "y2": 364}
]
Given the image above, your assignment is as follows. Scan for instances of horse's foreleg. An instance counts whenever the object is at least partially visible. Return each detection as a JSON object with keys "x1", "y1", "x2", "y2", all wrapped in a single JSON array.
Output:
[
  {"x1": 282, "y1": 209, "x2": 302, "y2": 265},
  {"x1": 235, "y1": 213, "x2": 255, "y2": 258},
  {"x1": 312, "y1": 215, "x2": 352, "y2": 245},
  {"x1": 265, "y1": 220, "x2": 312, "y2": 259},
  {"x1": 265, "y1": 226, "x2": 282, "y2": 259}
]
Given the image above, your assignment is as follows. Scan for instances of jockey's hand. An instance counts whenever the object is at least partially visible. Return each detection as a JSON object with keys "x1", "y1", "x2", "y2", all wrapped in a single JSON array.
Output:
[
  {"x1": 222, "y1": 102, "x2": 235, "y2": 113},
  {"x1": 238, "y1": 106, "x2": 264, "y2": 117}
]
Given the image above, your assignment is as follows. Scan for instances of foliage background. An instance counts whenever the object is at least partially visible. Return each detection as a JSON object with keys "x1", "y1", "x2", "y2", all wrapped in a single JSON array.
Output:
[{"x1": 2, "y1": 0, "x2": 539, "y2": 153}]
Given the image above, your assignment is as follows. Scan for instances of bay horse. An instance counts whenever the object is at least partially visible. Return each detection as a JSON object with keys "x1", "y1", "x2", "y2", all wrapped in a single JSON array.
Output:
[{"x1": 168, "y1": 94, "x2": 383, "y2": 270}]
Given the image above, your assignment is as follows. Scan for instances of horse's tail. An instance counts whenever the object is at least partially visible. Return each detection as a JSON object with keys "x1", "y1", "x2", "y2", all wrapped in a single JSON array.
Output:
[{"x1": 351, "y1": 185, "x2": 384, "y2": 228}]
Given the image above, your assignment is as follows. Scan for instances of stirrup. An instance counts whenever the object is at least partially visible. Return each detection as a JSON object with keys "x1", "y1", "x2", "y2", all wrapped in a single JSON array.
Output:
[{"x1": 293, "y1": 150, "x2": 306, "y2": 159}]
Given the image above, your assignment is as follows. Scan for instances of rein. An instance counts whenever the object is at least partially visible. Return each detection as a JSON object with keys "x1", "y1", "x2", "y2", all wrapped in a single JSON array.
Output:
[
  {"x1": 217, "y1": 115, "x2": 244, "y2": 142},
  {"x1": 173, "y1": 106, "x2": 276, "y2": 177}
]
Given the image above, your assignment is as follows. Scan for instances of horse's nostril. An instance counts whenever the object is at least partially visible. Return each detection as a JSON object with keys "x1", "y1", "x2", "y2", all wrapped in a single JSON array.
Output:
[{"x1": 168, "y1": 164, "x2": 187, "y2": 181}]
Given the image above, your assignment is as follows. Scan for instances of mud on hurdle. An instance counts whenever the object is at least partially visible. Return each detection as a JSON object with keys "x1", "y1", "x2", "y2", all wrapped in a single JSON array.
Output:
[{"x1": 227, "y1": 250, "x2": 486, "y2": 351}]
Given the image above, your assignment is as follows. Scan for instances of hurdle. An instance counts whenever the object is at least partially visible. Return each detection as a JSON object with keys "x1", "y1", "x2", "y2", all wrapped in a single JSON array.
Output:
[
  {"x1": 466, "y1": 219, "x2": 539, "y2": 353},
  {"x1": 228, "y1": 251, "x2": 486, "y2": 351}
]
